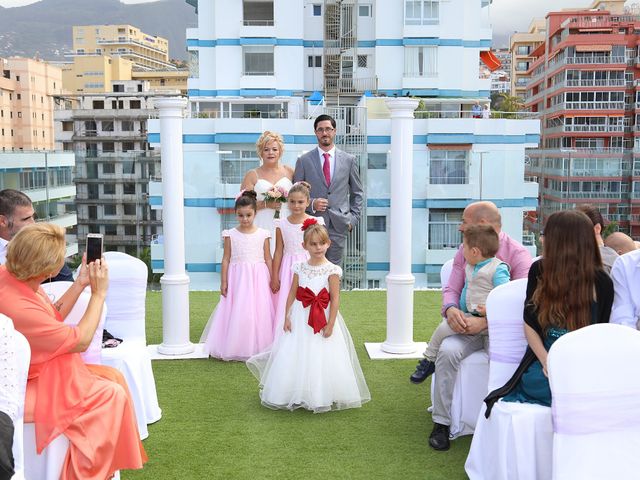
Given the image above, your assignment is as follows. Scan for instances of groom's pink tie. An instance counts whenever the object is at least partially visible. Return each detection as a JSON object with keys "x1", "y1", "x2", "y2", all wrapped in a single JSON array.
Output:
[{"x1": 322, "y1": 152, "x2": 331, "y2": 187}]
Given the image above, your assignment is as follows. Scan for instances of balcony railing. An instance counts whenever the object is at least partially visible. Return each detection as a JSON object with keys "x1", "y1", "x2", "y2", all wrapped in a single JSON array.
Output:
[
  {"x1": 242, "y1": 19, "x2": 274, "y2": 26},
  {"x1": 413, "y1": 110, "x2": 539, "y2": 120},
  {"x1": 546, "y1": 101, "x2": 625, "y2": 114}
]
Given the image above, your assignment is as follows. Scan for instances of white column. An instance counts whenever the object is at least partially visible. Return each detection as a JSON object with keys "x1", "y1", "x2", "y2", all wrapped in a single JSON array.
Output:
[
  {"x1": 155, "y1": 97, "x2": 194, "y2": 355},
  {"x1": 382, "y1": 98, "x2": 420, "y2": 354}
]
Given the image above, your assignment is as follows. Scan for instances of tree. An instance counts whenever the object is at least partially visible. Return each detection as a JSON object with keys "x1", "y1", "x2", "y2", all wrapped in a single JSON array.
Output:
[{"x1": 492, "y1": 93, "x2": 525, "y2": 119}]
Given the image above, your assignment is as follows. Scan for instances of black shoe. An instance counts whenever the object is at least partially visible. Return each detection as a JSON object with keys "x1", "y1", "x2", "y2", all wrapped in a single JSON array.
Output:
[
  {"x1": 428, "y1": 423, "x2": 451, "y2": 451},
  {"x1": 409, "y1": 359, "x2": 436, "y2": 384}
]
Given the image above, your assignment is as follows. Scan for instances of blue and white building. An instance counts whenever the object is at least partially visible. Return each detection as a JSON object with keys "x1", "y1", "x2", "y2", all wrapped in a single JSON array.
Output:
[{"x1": 149, "y1": 0, "x2": 540, "y2": 290}]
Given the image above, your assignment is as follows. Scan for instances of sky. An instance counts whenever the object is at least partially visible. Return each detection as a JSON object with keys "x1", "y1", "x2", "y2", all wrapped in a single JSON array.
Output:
[{"x1": 0, "y1": 0, "x2": 636, "y2": 45}]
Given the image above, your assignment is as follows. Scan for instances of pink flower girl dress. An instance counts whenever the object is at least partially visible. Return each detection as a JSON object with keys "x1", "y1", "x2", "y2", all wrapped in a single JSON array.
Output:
[
  {"x1": 201, "y1": 227, "x2": 275, "y2": 360},
  {"x1": 273, "y1": 216, "x2": 324, "y2": 334}
]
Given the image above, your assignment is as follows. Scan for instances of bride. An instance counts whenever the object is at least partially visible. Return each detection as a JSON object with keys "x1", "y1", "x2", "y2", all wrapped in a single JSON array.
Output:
[{"x1": 241, "y1": 131, "x2": 294, "y2": 255}]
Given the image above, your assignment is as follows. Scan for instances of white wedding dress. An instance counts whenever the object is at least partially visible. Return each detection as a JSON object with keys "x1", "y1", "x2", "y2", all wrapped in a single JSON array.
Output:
[{"x1": 253, "y1": 177, "x2": 293, "y2": 255}]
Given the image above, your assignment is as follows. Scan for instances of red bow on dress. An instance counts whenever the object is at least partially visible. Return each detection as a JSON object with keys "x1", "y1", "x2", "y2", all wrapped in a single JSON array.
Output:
[{"x1": 296, "y1": 286, "x2": 330, "y2": 334}]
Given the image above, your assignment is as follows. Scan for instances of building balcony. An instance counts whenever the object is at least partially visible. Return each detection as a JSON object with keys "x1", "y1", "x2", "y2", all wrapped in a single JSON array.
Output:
[
  {"x1": 545, "y1": 101, "x2": 625, "y2": 114},
  {"x1": 545, "y1": 124, "x2": 624, "y2": 134}
]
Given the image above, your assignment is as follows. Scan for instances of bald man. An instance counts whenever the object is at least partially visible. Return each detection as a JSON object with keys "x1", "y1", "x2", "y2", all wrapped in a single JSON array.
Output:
[
  {"x1": 419, "y1": 201, "x2": 533, "y2": 451},
  {"x1": 604, "y1": 232, "x2": 637, "y2": 256}
]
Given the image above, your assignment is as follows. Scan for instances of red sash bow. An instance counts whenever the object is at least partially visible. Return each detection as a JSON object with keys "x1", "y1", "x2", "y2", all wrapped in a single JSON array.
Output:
[{"x1": 296, "y1": 286, "x2": 330, "y2": 334}]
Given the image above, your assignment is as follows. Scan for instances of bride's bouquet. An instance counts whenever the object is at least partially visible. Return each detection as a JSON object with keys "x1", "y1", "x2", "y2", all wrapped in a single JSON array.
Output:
[{"x1": 264, "y1": 186, "x2": 288, "y2": 218}]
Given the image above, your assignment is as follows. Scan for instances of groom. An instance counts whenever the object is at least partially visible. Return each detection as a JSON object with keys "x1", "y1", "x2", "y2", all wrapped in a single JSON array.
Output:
[{"x1": 294, "y1": 114, "x2": 363, "y2": 265}]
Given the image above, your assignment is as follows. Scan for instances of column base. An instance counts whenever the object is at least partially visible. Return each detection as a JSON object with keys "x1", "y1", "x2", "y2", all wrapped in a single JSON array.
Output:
[
  {"x1": 365, "y1": 341, "x2": 427, "y2": 359},
  {"x1": 155, "y1": 341, "x2": 196, "y2": 356},
  {"x1": 149, "y1": 342, "x2": 206, "y2": 360}
]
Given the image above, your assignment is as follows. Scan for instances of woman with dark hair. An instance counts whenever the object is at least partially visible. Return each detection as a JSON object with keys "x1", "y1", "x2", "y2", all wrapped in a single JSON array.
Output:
[{"x1": 485, "y1": 210, "x2": 613, "y2": 411}]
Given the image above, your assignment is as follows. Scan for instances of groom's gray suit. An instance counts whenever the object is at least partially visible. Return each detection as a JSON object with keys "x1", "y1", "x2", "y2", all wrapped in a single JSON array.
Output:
[{"x1": 293, "y1": 148, "x2": 363, "y2": 264}]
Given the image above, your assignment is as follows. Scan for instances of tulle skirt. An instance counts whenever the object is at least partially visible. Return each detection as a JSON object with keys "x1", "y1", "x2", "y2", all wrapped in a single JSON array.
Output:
[
  {"x1": 247, "y1": 302, "x2": 371, "y2": 413},
  {"x1": 273, "y1": 253, "x2": 309, "y2": 337},
  {"x1": 201, "y1": 262, "x2": 275, "y2": 361}
]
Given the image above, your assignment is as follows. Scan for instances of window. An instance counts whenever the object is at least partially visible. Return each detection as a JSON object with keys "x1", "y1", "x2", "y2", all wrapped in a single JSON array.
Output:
[
  {"x1": 17, "y1": 112, "x2": 21, "y2": 118},
  {"x1": 124, "y1": 225, "x2": 137, "y2": 236},
  {"x1": 367, "y1": 216, "x2": 386, "y2": 232},
  {"x1": 124, "y1": 204, "x2": 136, "y2": 216},
  {"x1": 405, "y1": 0, "x2": 439, "y2": 25},
  {"x1": 313, "y1": 4, "x2": 321, "y2": 16},
  {"x1": 102, "y1": 142, "x2": 115, "y2": 153},
  {"x1": 121, "y1": 120, "x2": 134, "y2": 131},
  {"x1": 123, "y1": 183, "x2": 136, "y2": 195},
  {"x1": 101, "y1": 121, "x2": 114, "y2": 132},
  {"x1": 428, "y1": 209, "x2": 463, "y2": 249},
  {"x1": 429, "y1": 150, "x2": 468, "y2": 184},
  {"x1": 104, "y1": 225, "x2": 117, "y2": 236},
  {"x1": 308, "y1": 55, "x2": 322, "y2": 68},
  {"x1": 368, "y1": 279, "x2": 381, "y2": 288},
  {"x1": 130, "y1": 100, "x2": 141, "y2": 109},
  {"x1": 220, "y1": 150, "x2": 260, "y2": 183},
  {"x1": 359, "y1": 4, "x2": 372, "y2": 16},
  {"x1": 15, "y1": 75, "x2": 20, "y2": 82},
  {"x1": 122, "y1": 142, "x2": 135, "y2": 152},
  {"x1": 368, "y1": 153, "x2": 387, "y2": 169},
  {"x1": 243, "y1": 0, "x2": 274, "y2": 26},
  {"x1": 405, "y1": 46, "x2": 437, "y2": 77},
  {"x1": 103, "y1": 184, "x2": 116, "y2": 195},
  {"x1": 122, "y1": 161, "x2": 135, "y2": 175},
  {"x1": 103, "y1": 204, "x2": 117, "y2": 216},
  {"x1": 243, "y1": 46, "x2": 274, "y2": 76},
  {"x1": 516, "y1": 45, "x2": 531, "y2": 56},
  {"x1": 88, "y1": 205, "x2": 97, "y2": 219},
  {"x1": 357, "y1": 55, "x2": 368, "y2": 68},
  {"x1": 92, "y1": 100, "x2": 104, "y2": 109},
  {"x1": 102, "y1": 163, "x2": 115, "y2": 174},
  {"x1": 87, "y1": 184, "x2": 99, "y2": 198},
  {"x1": 16, "y1": 94, "x2": 21, "y2": 100}
]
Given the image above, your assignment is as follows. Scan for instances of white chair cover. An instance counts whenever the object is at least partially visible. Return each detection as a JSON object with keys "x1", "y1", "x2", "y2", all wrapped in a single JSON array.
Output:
[
  {"x1": 41, "y1": 281, "x2": 105, "y2": 365},
  {"x1": 486, "y1": 279, "x2": 528, "y2": 391},
  {"x1": 101, "y1": 251, "x2": 161, "y2": 439},
  {"x1": 465, "y1": 278, "x2": 553, "y2": 480},
  {"x1": 429, "y1": 258, "x2": 490, "y2": 438},
  {"x1": 7, "y1": 315, "x2": 29, "y2": 480},
  {"x1": 548, "y1": 323, "x2": 640, "y2": 480},
  {"x1": 23, "y1": 424, "x2": 69, "y2": 480}
]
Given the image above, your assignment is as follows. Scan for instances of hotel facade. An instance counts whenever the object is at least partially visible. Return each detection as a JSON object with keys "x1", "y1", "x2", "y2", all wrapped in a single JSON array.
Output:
[
  {"x1": 522, "y1": 0, "x2": 640, "y2": 238},
  {"x1": 149, "y1": 0, "x2": 540, "y2": 290}
]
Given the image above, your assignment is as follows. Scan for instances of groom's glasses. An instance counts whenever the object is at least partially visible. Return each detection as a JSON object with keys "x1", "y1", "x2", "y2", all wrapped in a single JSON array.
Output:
[{"x1": 316, "y1": 127, "x2": 335, "y2": 133}]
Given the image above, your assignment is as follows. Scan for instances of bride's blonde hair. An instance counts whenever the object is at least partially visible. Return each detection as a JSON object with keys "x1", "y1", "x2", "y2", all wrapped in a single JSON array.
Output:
[{"x1": 256, "y1": 131, "x2": 284, "y2": 160}]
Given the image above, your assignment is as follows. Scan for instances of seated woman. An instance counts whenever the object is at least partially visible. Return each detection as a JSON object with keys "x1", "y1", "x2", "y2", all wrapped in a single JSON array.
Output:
[
  {"x1": 0, "y1": 223, "x2": 146, "y2": 480},
  {"x1": 485, "y1": 210, "x2": 613, "y2": 413}
]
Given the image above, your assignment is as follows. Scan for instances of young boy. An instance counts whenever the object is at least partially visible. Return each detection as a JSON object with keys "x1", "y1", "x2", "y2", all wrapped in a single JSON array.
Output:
[{"x1": 420, "y1": 224, "x2": 511, "y2": 379}]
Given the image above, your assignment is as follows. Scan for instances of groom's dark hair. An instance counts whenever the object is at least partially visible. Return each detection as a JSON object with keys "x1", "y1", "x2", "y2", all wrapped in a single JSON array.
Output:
[{"x1": 314, "y1": 114, "x2": 336, "y2": 130}]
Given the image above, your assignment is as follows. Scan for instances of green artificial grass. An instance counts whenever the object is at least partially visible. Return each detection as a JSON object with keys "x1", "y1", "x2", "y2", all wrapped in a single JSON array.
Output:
[{"x1": 124, "y1": 291, "x2": 472, "y2": 480}]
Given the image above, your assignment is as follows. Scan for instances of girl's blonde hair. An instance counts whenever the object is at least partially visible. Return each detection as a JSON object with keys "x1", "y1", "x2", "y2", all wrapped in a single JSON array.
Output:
[
  {"x1": 303, "y1": 222, "x2": 330, "y2": 244},
  {"x1": 288, "y1": 181, "x2": 311, "y2": 201},
  {"x1": 256, "y1": 131, "x2": 284, "y2": 160},
  {"x1": 6, "y1": 223, "x2": 66, "y2": 281}
]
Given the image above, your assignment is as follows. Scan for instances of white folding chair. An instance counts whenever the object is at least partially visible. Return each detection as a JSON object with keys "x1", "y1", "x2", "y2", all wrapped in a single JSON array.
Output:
[
  {"x1": 41, "y1": 281, "x2": 106, "y2": 365},
  {"x1": 465, "y1": 279, "x2": 553, "y2": 480},
  {"x1": 101, "y1": 251, "x2": 161, "y2": 440},
  {"x1": 430, "y1": 258, "x2": 490, "y2": 438},
  {"x1": 548, "y1": 323, "x2": 640, "y2": 480}
]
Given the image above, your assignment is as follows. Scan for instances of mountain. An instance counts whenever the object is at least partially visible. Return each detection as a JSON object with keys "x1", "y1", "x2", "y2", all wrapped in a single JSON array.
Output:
[{"x1": 0, "y1": 0, "x2": 196, "y2": 61}]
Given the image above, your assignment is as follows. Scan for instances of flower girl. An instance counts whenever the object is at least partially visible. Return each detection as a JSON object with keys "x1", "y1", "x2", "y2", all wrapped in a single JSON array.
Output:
[
  {"x1": 247, "y1": 220, "x2": 370, "y2": 412},
  {"x1": 270, "y1": 181, "x2": 324, "y2": 334},
  {"x1": 201, "y1": 190, "x2": 275, "y2": 360}
]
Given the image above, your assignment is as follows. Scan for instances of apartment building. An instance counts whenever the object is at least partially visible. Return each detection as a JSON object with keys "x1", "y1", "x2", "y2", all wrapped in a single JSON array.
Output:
[
  {"x1": 61, "y1": 55, "x2": 133, "y2": 94},
  {"x1": 0, "y1": 57, "x2": 63, "y2": 151},
  {"x1": 71, "y1": 25, "x2": 175, "y2": 71},
  {"x1": 523, "y1": 0, "x2": 640, "y2": 237},
  {"x1": 148, "y1": 0, "x2": 540, "y2": 290},
  {"x1": 510, "y1": 19, "x2": 546, "y2": 99},
  {"x1": 55, "y1": 80, "x2": 163, "y2": 255}
]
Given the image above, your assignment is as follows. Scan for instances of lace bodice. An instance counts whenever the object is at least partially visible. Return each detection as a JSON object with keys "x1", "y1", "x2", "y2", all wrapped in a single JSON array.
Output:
[
  {"x1": 223, "y1": 228, "x2": 270, "y2": 264},
  {"x1": 292, "y1": 261, "x2": 342, "y2": 293},
  {"x1": 276, "y1": 216, "x2": 325, "y2": 255}
]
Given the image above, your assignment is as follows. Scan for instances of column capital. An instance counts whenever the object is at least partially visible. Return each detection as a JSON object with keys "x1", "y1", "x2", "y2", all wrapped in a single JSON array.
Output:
[
  {"x1": 384, "y1": 98, "x2": 420, "y2": 118},
  {"x1": 155, "y1": 97, "x2": 188, "y2": 116}
]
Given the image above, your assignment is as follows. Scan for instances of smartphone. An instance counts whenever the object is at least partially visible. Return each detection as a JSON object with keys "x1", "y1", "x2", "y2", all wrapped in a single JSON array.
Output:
[{"x1": 86, "y1": 233, "x2": 103, "y2": 264}]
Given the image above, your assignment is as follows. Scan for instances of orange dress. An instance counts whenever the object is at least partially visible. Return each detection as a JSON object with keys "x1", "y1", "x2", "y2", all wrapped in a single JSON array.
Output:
[{"x1": 0, "y1": 267, "x2": 147, "y2": 480}]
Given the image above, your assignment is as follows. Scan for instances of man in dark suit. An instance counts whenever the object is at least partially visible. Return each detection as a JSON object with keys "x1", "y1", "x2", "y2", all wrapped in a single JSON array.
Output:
[{"x1": 293, "y1": 114, "x2": 363, "y2": 264}]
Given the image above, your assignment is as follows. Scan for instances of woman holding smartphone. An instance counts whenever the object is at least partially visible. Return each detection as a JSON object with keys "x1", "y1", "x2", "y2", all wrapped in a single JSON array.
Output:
[{"x1": 0, "y1": 223, "x2": 147, "y2": 480}]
